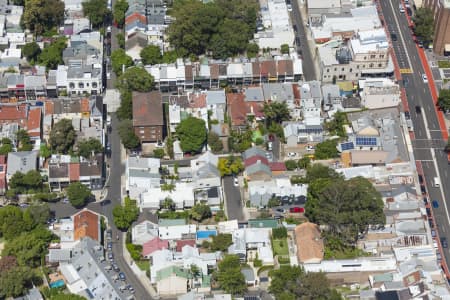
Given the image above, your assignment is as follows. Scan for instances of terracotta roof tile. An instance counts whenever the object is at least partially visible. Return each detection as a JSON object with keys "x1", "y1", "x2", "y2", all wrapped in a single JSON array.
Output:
[
  {"x1": 269, "y1": 162, "x2": 287, "y2": 171},
  {"x1": 27, "y1": 108, "x2": 41, "y2": 137},
  {"x1": 226, "y1": 93, "x2": 264, "y2": 127},
  {"x1": 0, "y1": 104, "x2": 27, "y2": 123},
  {"x1": 69, "y1": 163, "x2": 80, "y2": 181},
  {"x1": 209, "y1": 64, "x2": 219, "y2": 79},
  {"x1": 142, "y1": 237, "x2": 169, "y2": 257},
  {"x1": 80, "y1": 98, "x2": 90, "y2": 113},
  {"x1": 244, "y1": 155, "x2": 269, "y2": 167},
  {"x1": 175, "y1": 239, "x2": 196, "y2": 252},
  {"x1": 125, "y1": 13, "x2": 147, "y2": 25},
  {"x1": 277, "y1": 60, "x2": 293, "y2": 76},
  {"x1": 252, "y1": 61, "x2": 261, "y2": 75},
  {"x1": 132, "y1": 91, "x2": 164, "y2": 126},
  {"x1": 188, "y1": 93, "x2": 207, "y2": 108},
  {"x1": 73, "y1": 209, "x2": 100, "y2": 242},
  {"x1": 44, "y1": 100, "x2": 54, "y2": 115},
  {"x1": 294, "y1": 222, "x2": 324, "y2": 263},
  {"x1": 261, "y1": 61, "x2": 276, "y2": 77}
]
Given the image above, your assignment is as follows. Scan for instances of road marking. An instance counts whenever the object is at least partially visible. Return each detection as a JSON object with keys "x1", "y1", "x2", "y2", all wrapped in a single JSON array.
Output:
[
  {"x1": 400, "y1": 68, "x2": 413, "y2": 73},
  {"x1": 431, "y1": 148, "x2": 450, "y2": 234},
  {"x1": 388, "y1": 0, "x2": 413, "y2": 71},
  {"x1": 417, "y1": 160, "x2": 434, "y2": 162}
]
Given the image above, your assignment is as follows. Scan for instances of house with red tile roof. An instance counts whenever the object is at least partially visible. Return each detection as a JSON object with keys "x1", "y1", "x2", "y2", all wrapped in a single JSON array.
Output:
[
  {"x1": 242, "y1": 147, "x2": 272, "y2": 181},
  {"x1": 132, "y1": 91, "x2": 164, "y2": 143},
  {"x1": 142, "y1": 237, "x2": 169, "y2": 259},
  {"x1": 72, "y1": 208, "x2": 101, "y2": 242},
  {"x1": 27, "y1": 107, "x2": 42, "y2": 142},
  {"x1": 226, "y1": 93, "x2": 264, "y2": 130},
  {"x1": 0, "y1": 104, "x2": 28, "y2": 126}
]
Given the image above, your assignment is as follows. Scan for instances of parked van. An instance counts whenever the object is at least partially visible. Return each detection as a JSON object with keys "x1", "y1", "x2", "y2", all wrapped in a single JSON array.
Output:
[{"x1": 434, "y1": 177, "x2": 440, "y2": 188}]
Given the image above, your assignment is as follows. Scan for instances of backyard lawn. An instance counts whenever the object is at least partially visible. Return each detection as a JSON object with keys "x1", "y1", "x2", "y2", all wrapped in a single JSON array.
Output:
[
  {"x1": 438, "y1": 60, "x2": 450, "y2": 68},
  {"x1": 272, "y1": 238, "x2": 289, "y2": 256},
  {"x1": 135, "y1": 260, "x2": 150, "y2": 272}
]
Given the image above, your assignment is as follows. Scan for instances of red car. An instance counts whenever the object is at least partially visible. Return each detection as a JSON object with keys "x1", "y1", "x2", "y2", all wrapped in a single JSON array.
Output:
[{"x1": 290, "y1": 207, "x2": 305, "y2": 213}]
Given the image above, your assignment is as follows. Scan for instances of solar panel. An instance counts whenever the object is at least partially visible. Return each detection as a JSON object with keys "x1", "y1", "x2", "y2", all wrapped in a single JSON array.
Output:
[
  {"x1": 355, "y1": 137, "x2": 377, "y2": 146},
  {"x1": 340, "y1": 142, "x2": 354, "y2": 151}
]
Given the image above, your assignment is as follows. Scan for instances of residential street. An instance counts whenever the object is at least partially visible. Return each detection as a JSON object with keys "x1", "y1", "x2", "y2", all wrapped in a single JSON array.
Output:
[
  {"x1": 380, "y1": 0, "x2": 450, "y2": 271},
  {"x1": 223, "y1": 176, "x2": 244, "y2": 222}
]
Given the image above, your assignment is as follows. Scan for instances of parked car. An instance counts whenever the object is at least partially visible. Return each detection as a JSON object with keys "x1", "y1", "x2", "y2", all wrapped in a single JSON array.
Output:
[
  {"x1": 275, "y1": 208, "x2": 285, "y2": 213},
  {"x1": 287, "y1": 152, "x2": 297, "y2": 157},
  {"x1": 429, "y1": 218, "x2": 435, "y2": 228},
  {"x1": 432, "y1": 200, "x2": 439, "y2": 208},
  {"x1": 112, "y1": 263, "x2": 120, "y2": 272},
  {"x1": 101, "y1": 199, "x2": 111, "y2": 206},
  {"x1": 423, "y1": 197, "x2": 428, "y2": 205},
  {"x1": 442, "y1": 237, "x2": 448, "y2": 248},
  {"x1": 431, "y1": 229, "x2": 436, "y2": 238},
  {"x1": 422, "y1": 74, "x2": 428, "y2": 83},
  {"x1": 233, "y1": 177, "x2": 239, "y2": 187},
  {"x1": 107, "y1": 242, "x2": 113, "y2": 250},
  {"x1": 119, "y1": 272, "x2": 126, "y2": 281},
  {"x1": 420, "y1": 185, "x2": 427, "y2": 194},
  {"x1": 108, "y1": 252, "x2": 114, "y2": 261},
  {"x1": 290, "y1": 207, "x2": 305, "y2": 213},
  {"x1": 426, "y1": 207, "x2": 431, "y2": 217}
]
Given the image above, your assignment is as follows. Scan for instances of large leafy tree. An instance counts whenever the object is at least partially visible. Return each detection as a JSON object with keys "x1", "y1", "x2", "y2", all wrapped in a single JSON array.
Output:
[
  {"x1": 113, "y1": 0, "x2": 129, "y2": 28},
  {"x1": 210, "y1": 233, "x2": 233, "y2": 251},
  {"x1": 190, "y1": 203, "x2": 212, "y2": 222},
  {"x1": 116, "y1": 67, "x2": 154, "y2": 92},
  {"x1": 9, "y1": 170, "x2": 44, "y2": 194},
  {"x1": 263, "y1": 102, "x2": 290, "y2": 125},
  {"x1": 0, "y1": 138, "x2": 13, "y2": 155},
  {"x1": 306, "y1": 174, "x2": 385, "y2": 246},
  {"x1": 216, "y1": 255, "x2": 246, "y2": 295},
  {"x1": 22, "y1": 0, "x2": 64, "y2": 35},
  {"x1": 82, "y1": 0, "x2": 110, "y2": 28},
  {"x1": 38, "y1": 37, "x2": 67, "y2": 69},
  {"x1": 0, "y1": 266, "x2": 41, "y2": 298},
  {"x1": 112, "y1": 197, "x2": 139, "y2": 231},
  {"x1": 168, "y1": 0, "x2": 257, "y2": 58},
  {"x1": 269, "y1": 266, "x2": 342, "y2": 300},
  {"x1": 0, "y1": 206, "x2": 33, "y2": 240},
  {"x1": 67, "y1": 182, "x2": 92, "y2": 208},
  {"x1": 77, "y1": 138, "x2": 104, "y2": 158},
  {"x1": 118, "y1": 119, "x2": 140, "y2": 149},
  {"x1": 49, "y1": 119, "x2": 76, "y2": 154},
  {"x1": 413, "y1": 7, "x2": 434, "y2": 42},
  {"x1": 314, "y1": 139, "x2": 339, "y2": 160},
  {"x1": 217, "y1": 156, "x2": 244, "y2": 177},
  {"x1": 437, "y1": 89, "x2": 450, "y2": 113},
  {"x1": 176, "y1": 117, "x2": 207, "y2": 154},
  {"x1": 140, "y1": 45, "x2": 163, "y2": 65},
  {"x1": 2, "y1": 227, "x2": 54, "y2": 267},
  {"x1": 208, "y1": 131, "x2": 223, "y2": 153},
  {"x1": 111, "y1": 49, "x2": 133, "y2": 76},
  {"x1": 22, "y1": 42, "x2": 41, "y2": 63},
  {"x1": 16, "y1": 129, "x2": 33, "y2": 151},
  {"x1": 116, "y1": 90, "x2": 132, "y2": 120}
]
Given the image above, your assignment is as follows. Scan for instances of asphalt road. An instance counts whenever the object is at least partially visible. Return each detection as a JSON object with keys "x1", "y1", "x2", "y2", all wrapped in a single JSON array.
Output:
[
  {"x1": 223, "y1": 176, "x2": 244, "y2": 221},
  {"x1": 49, "y1": 115, "x2": 149, "y2": 299},
  {"x1": 290, "y1": 0, "x2": 317, "y2": 80},
  {"x1": 380, "y1": 0, "x2": 450, "y2": 270}
]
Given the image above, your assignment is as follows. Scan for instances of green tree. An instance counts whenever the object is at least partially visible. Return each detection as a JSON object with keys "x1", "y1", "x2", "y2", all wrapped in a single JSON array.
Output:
[
  {"x1": 38, "y1": 37, "x2": 67, "y2": 69},
  {"x1": 50, "y1": 293, "x2": 87, "y2": 300},
  {"x1": 190, "y1": 203, "x2": 212, "y2": 221},
  {"x1": 118, "y1": 119, "x2": 140, "y2": 149},
  {"x1": 140, "y1": 45, "x2": 162, "y2": 65},
  {"x1": 26, "y1": 203, "x2": 50, "y2": 226},
  {"x1": 16, "y1": 129, "x2": 33, "y2": 151},
  {"x1": 263, "y1": 102, "x2": 290, "y2": 125},
  {"x1": 229, "y1": 129, "x2": 252, "y2": 153},
  {"x1": 82, "y1": 0, "x2": 110, "y2": 28},
  {"x1": 153, "y1": 148, "x2": 165, "y2": 158},
  {"x1": 67, "y1": 182, "x2": 92, "y2": 208},
  {"x1": 413, "y1": 7, "x2": 434, "y2": 42},
  {"x1": 0, "y1": 138, "x2": 13, "y2": 155},
  {"x1": 210, "y1": 233, "x2": 233, "y2": 251},
  {"x1": 217, "y1": 156, "x2": 244, "y2": 177},
  {"x1": 284, "y1": 160, "x2": 297, "y2": 171},
  {"x1": 116, "y1": 90, "x2": 132, "y2": 120},
  {"x1": 113, "y1": 197, "x2": 139, "y2": 231},
  {"x1": 267, "y1": 197, "x2": 280, "y2": 208},
  {"x1": 216, "y1": 254, "x2": 246, "y2": 295},
  {"x1": 306, "y1": 176, "x2": 385, "y2": 246},
  {"x1": 9, "y1": 170, "x2": 43, "y2": 194},
  {"x1": 162, "y1": 50, "x2": 178, "y2": 64},
  {"x1": 176, "y1": 117, "x2": 207, "y2": 154},
  {"x1": 77, "y1": 138, "x2": 104, "y2": 158},
  {"x1": 166, "y1": 136, "x2": 174, "y2": 159},
  {"x1": 0, "y1": 256, "x2": 17, "y2": 273},
  {"x1": 0, "y1": 266, "x2": 41, "y2": 298},
  {"x1": 280, "y1": 44, "x2": 290, "y2": 54},
  {"x1": 208, "y1": 131, "x2": 223, "y2": 153},
  {"x1": 3, "y1": 227, "x2": 54, "y2": 267},
  {"x1": 314, "y1": 139, "x2": 339, "y2": 160},
  {"x1": 298, "y1": 156, "x2": 311, "y2": 169},
  {"x1": 117, "y1": 67, "x2": 154, "y2": 92},
  {"x1": 39, "y1": 143, "x2": 51, "y2": 159},
  {"x1": 326, "y1": 111, "x2": 348, "y2": 137},
  {"x1": 49, "y1": 119, "x2": 76, "y2": 154},
  {"x1": 305, "y1": 164, "x2": 342, "y2": 183},
  {"x1": 0, "y1": 206, "x2": 33, "y2": 240},
  {"x1": 161, "y1": 197, "x2": 175, "y2": 210},
  {"x1": 22, "y1": 42, "x2": 41, "y2": 63},
  {"x1": 437, "y1": 89, "x2": 450, "y2": 113},
  {"x1": 116, "y1": 32, "x2": 125, "y2": 49},
  {"x1": 22, "y1": 0, "x2": 64, "y2": 35},
  {"x1": 246, "y1": 43, "x2": 259, "y2": 58},
  {"x1": 111, "y1": 49, "x2": 133, "y2": 76},
  {"x1": 272, "y1": 227, "x2": 287, "y2": 239},
  {"x1": 269, "y1": 266, "x2": 341, "y2": 300},
  {"x1": 113, "y1": 0, "x2": 129, "y2": 28}
]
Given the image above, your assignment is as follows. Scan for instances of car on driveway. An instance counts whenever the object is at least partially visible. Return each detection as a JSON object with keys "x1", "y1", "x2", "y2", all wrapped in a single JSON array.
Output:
[
  {"x1": 432, "y1": 200, "x2": 439, "y2": 208},
  {"x1": 442, "y1": 238, "x2": 448, "y2": 248}
]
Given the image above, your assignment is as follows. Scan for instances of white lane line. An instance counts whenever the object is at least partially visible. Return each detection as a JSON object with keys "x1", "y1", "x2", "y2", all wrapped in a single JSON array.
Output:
[
  {"x1": 388, "y1": 0, "x2": 413, "y2": 71},
  {"x1": 431, "y1": 148, "x2": 450, "y2": 232},
  {"x1": 421, "y1": 108, "x2": 432, "y2": 139}
]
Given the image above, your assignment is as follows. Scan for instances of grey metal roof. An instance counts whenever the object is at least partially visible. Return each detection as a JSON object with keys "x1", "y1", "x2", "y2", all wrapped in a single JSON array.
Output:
[
  {"x1": 244, "y1": 86, "x2": 264, "y2": 102},
  {"x1": 7, "y1": 151, "x2": 37, "y2": 177},
  {"x1": 262, "y1": 83, "x2": 294, "y2": 102},
  {"x1": 48, "y1": 248, "x2": 72, "y2": 262},
  {"x1": 243, "y1": 147, "x2": 266, "y2": 160},
  {"x1": 246, "y1": 163, "x2": 271, "y2": 177},
  {"x1": 206, "y1": 90, "x2": 226, "y2": 105}
]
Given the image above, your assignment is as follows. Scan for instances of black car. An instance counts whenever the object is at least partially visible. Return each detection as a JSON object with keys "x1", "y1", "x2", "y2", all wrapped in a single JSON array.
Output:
[
  {"x1": 391, "y1": 32, "x2": 398, "y2": 41},
  {"x1": 418, "y1": 174, "x2": 424, "y2": 184},
  {"x1": 423, "y1": 197, "x2": 428, "y2": 205},
  {"x1": 429, "y1": 218, "x2": 435, "y2": 229},
  {"x1": 293, "y1": 24, "x2": 297, "y2": 32},
  {"x1": 426, "y1": 207, "x2": 431, "y2": 217},
  {"x1": 101, "y1": 199, "x2": 111, "y2": 206},
  {"x1": 415, "y1": 105, "x2": 421, "y2": 114},
  {"x1": 295, "y1": 36, "x2": 301, "y2": 46},
  {"x1": 404, "y1": 111, "x2": 411, "y2": 120},
  {"x1": 442, "y1": 237, "x2": 449, "y2": 248},
  {"x1": 421, "y1": 184, "x2": 427, "y2": 194}
]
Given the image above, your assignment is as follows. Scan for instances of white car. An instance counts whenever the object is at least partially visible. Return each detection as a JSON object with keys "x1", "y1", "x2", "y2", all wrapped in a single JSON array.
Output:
[
  {"x1": 306, "y1": 145, "x2": 314, "y2": 151},
  {"x1": 287, "y1": 4, "x2": 292, "y2": 11},
  {"x1": 422, "y1": 74, "x2": 428, "y2": 83},
  {"x1": 233, "y1": 177, "x2": 239, "y2": 187},
  {"x1": 287, "y1": 152, "x2": 297, "y2": 157},
  {"x1": 399, "y1": 4, "x2": 405, "y2": 13}
]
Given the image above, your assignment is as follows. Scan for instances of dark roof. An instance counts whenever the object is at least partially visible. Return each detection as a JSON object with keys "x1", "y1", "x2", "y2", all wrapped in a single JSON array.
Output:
[
  {"x1": 207, "y1": 187, "x2": 219, "y2": 198},
  {"x1": 49, "y1": 163, "x2": 69, "y2": 179},
  {"x1": 132, "y1": 91, "x2": 164, "y2": 126},
  {"x1": 277, "y1": 60, "x2": 293, "y2": 76},
  {"x1": 79, "y1": 154, "x2": 103, "y2": 177}
]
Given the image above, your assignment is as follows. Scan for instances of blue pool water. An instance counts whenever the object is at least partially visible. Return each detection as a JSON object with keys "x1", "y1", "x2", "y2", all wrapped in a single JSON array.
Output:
[
  {"x1": 196, "y1": 230, "x2": 217, "y2": 239},
  {"x1": 50, "y1": 280, "x2": 65, "y2": 288}
]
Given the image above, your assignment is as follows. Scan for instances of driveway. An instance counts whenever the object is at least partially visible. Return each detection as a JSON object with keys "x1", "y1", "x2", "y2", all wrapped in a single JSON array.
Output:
[{"x1": 223, "y1": 176, "x2": 244, "y2": 221}]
